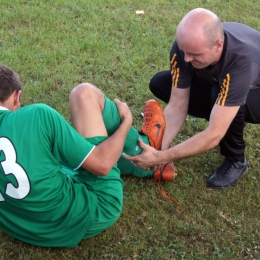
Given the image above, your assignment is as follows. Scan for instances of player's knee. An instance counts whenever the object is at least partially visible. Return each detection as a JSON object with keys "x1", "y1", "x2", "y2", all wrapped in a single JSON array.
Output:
[{"x1": 70, "y1": 83, "x2": 103, "y2": 105}]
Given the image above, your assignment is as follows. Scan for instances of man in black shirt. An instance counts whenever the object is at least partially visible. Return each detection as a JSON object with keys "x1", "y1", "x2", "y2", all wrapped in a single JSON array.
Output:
[{"x1": 124, "y1": 8, "x2": 260, "y2": 188}]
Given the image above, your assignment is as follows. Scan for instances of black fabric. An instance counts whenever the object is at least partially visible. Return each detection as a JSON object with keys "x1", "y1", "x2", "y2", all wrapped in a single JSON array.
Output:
[
  {"x1": 219, "y1": 108, "x2": 246, "y2": 161},
  {"x1": 149, "y1": 70, "x2": 172, "y2": 103}
]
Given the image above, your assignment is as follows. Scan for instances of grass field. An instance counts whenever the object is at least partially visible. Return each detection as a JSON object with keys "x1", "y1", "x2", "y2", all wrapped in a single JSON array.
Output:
[{"x1": 1, "y1": 0, "x2": 260, "y2": 259}]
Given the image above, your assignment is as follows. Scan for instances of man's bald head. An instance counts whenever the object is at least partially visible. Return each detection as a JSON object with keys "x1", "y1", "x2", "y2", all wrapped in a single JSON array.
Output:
[
  {"x1": 175, "y1": 8, "x2": 224, "y2": 68},
  {"x1": 176, "y1": 8, "x2": 224, "y2": 47}
]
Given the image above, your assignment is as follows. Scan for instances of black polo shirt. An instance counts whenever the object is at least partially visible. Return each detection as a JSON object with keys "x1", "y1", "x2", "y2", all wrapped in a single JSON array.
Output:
[{"x1": 170, "y1": 22, "x2": 260, "y2": 106}]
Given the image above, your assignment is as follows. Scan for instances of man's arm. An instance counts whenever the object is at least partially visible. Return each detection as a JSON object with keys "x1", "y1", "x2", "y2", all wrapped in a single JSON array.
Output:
[
  {"x1": 161, "y1": 104, "x2": 240, "y2": 162},
  {"x1": 123, "y1": 104, "x2": 240, "y2": 169},
  {"x1": 162, "y1": 86, "x2": 190, "y2": 149},
  {"x1": 81, "y1": 99, "x2": 132, "y2": 176}
]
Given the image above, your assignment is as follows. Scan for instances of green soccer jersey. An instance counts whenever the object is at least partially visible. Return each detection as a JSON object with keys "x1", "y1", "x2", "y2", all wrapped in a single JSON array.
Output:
[{"x1": 0, "y1": 104, "x2": 97, "y2": 247}]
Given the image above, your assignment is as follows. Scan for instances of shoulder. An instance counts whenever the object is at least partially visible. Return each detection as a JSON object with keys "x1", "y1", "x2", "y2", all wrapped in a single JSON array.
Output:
[
  {"x1": 170, "y1": 40, "x2": 188, "y2": 68},
  {"x1": 221, "y1": 23, "x2": 260, "y2": 67},
  {"x1": 20, "y1": 103, "x2": 58, "y2": 115},
  {"x1": 223, "y1": 22, "x2": 260, "y2": 50},
  {"x1": 223, "y1": 22, "x2": 258, "y2": 32},
  {"x1": 18, "y1": 104, "x2": 64, "y2": 124},
  {"x1": 170, "y1": 41, "x2": 183, "y2": 58}
]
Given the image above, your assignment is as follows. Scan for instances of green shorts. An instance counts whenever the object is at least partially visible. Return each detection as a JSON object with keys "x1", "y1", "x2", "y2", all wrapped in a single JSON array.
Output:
[{"x1": 62, "y1": 135, "x2": 123, "y2": 240}]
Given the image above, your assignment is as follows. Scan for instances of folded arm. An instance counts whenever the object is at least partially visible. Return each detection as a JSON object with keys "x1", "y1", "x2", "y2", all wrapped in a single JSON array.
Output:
[{"x1": 81, "y1": 99, "x2": 132, "y2": 176}]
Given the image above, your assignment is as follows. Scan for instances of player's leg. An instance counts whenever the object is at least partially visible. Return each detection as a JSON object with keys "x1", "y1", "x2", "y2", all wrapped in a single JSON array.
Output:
[
  {"x1": 69, "y1": 82, "x2": 150, "y2": 157},
  {"x1": 61, "y1": 83, "x2": 109, "y2": 177},
  {"x1": 69, "y1": 83, "x2": 107, "y2": 137},
  {"x1": 101, "y1": 93, "x2": 174, "y2": 180},
  {"x1": 69, "y1": 83, "x2": 174, "y2": 180},
  {"x1": 100, "y1": 95, "x2": 154, "y2": 177},
  {"x1": 69, "y1": 84, "x2": 124, "y2": 238},
  {"x1": 102, "y1": 94, "x2": 176, "y2": 181},
  {"x1": 69, "y1": 82, "x2": 154, "y2": 178}
]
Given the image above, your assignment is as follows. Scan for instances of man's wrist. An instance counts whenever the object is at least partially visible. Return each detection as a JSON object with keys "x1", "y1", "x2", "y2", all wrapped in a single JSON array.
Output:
[{"x1": 160, "y1": 149, "x2": 172, "y2": 164}]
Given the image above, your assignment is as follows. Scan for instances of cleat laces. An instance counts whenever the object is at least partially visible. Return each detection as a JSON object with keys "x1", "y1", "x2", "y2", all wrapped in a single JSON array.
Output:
[
  {"x1": 217, "y1": 158, "x2": 236, "y2": 176},
  {"x1": 149, "y1": 165, "x2": 180, "y2": 212}
]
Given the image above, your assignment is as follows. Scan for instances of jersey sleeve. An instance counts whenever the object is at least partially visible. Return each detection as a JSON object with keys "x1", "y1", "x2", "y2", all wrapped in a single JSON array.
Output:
[
  {"x1": 216, "y1": 56, "x2": 259, "y2": 106},
  {"x1": 169, "y1": 41, "x2": 192, "y2": 89},
  {"x1": 35, "y1": 104, "x2": 95, "y2": 169}
]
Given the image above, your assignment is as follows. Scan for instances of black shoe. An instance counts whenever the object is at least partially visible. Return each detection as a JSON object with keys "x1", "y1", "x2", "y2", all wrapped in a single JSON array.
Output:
[{"x1": 207, "y1": 158, "x2": 248, "y2": 188}]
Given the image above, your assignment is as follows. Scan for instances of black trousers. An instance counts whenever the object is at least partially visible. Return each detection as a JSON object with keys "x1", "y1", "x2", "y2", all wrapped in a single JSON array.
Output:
[{"x1": 149, "y1": 70, "x2": 260, "y2": 161}]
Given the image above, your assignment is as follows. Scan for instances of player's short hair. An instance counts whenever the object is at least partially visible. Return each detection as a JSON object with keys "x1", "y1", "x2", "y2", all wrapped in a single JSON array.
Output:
[{"x1": 0, "y1": 64, "x2": 22, "y2": 102}]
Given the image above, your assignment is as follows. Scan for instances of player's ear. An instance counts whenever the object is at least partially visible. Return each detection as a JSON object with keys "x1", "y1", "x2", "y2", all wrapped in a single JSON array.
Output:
[{"x1": 14, "y1": 90, "x2": 22, "y2": 110}]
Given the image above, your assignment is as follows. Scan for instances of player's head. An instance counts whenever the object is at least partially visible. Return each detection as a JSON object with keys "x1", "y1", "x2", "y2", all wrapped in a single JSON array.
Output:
[
  {"x1": 176, "y1": 8, "x2": 224, "y2": 69},
  {"x1": 0, "y1": 64, "x2": 22, "y2": 110}
]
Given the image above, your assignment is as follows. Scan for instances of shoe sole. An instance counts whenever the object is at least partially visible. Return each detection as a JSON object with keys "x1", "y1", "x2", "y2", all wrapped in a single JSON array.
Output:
[{"x1": 207, "y1": 165, "x2": 249, "y2": 189}]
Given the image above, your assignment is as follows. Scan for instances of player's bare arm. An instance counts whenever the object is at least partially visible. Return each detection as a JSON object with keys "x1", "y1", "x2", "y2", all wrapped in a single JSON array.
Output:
[
  {"x1": 82, "y1": 99, "x2": 132, "y2": 176},
  {"x1": 162, "y1": 87, "x2": 190, "y2": 150}
]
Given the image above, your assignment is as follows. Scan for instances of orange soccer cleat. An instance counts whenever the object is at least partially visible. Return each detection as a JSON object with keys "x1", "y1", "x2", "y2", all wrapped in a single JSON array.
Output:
[
  {"x1": 140, "y1": 99, "x2": 166, "y2": 150},
  {"x1": 153, "y1": 163, "x2": 177, "y2": 182},
  {"x1": 140, "y1": 100, "x2": 179, "y2": 210}
]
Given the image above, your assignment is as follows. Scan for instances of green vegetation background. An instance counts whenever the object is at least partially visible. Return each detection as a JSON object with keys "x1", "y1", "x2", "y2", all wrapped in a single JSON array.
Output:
[{"x1": 1, "y1": 0, "x2": 260, "y2": 259}]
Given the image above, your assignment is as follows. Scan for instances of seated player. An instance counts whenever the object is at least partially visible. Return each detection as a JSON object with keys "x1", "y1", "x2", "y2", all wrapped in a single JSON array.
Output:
[{"x1": 0, "y1": 64, "x2": 175, "y2": 248}]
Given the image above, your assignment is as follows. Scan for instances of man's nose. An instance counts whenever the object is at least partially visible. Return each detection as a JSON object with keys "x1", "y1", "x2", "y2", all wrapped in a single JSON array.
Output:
[{"x1": 184, "y1": 53, "x2": 193, "y2": 62}]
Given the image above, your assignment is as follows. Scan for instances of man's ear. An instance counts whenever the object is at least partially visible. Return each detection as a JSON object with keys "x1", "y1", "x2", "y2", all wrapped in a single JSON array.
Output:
[{"x1": 215, "y1": 38, "x2": 224, "y2": 52}]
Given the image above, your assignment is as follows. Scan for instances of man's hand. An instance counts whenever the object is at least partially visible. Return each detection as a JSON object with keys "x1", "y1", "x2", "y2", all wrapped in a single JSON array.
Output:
[
  {"x1": 114, "y1": 98, "x2": 132, "y2": 127},
  {"x1": 123, "y1": 139, "x2": 163, "y2": 171}
]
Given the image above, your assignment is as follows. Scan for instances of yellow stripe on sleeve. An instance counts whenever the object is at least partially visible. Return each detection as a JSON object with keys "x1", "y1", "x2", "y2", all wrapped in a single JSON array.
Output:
[
  {"x1": 170, "y1": 53, "x2": 176, "y2": 64},
  {"x1": 216, "y1": 74, "x2": 230, "y2": 105},
  {"x1": 170, "y1": 54, "x2": 179, "y2": 88}
]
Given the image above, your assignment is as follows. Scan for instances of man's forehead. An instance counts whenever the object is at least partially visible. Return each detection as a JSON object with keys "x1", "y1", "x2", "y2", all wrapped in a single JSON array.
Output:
[{"x1": 177, "y1": 38, "x2": 209, "y2": 55}]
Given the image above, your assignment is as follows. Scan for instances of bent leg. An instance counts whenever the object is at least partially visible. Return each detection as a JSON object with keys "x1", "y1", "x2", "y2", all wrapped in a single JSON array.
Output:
[
  {"x1": 149, "y1": 70, "x2": 172, "y2": 103},
  {"x1": 188, "y1": 75, "x2": 215, "y2": 120},
  {"x1": 69, "y1": 85, "x2": 123, "y2": 238},
  {"x1": 69, "y1": 83, "x2": 153, "y2": 177},
  {"x1": 188, "y1": 78, "x2": 246, "y2": 161},
  {"x1": 102, "y1": 95, "x2": 153, "y2": 177},
  {"x1": 219, "y1": 109, "x2": 246, "y2": 161},
  {"x1": 69, "y1": 83, "x2": 107, "y2": 138},
  {"x1": 219, "y1": 88, "x2": 260, "y2": 161},
  {"x1": 66, "y1": 83, "x2": 152, "y2": 240},
  {"x1": 149, "y1": 71, "x2": 214, "y2": 120},
  {"x1": 243, "y1": 88, "x2": 260, "y2": 124}
]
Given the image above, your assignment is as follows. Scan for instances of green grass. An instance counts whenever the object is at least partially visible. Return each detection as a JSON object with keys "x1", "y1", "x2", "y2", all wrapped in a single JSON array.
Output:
[{"x1": 1, "y1": 0, "x2": 260, "y2": 259}]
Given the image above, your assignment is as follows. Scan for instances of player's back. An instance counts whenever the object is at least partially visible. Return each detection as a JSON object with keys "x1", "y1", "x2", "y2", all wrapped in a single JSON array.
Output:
[{"x1": 0, "y1": 104, "x2": 95, "y2": 247}]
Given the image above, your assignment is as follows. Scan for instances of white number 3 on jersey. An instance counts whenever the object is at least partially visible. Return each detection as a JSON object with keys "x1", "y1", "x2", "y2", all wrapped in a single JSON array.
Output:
[{"x1": 0, "y1": 137, "x2": 30, "y2": 201}]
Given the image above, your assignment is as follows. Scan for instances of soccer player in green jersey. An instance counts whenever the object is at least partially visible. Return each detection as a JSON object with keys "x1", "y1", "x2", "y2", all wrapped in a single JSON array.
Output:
[{"x1": 0, "y1": 64, "x2": 175, "y2": 247}]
